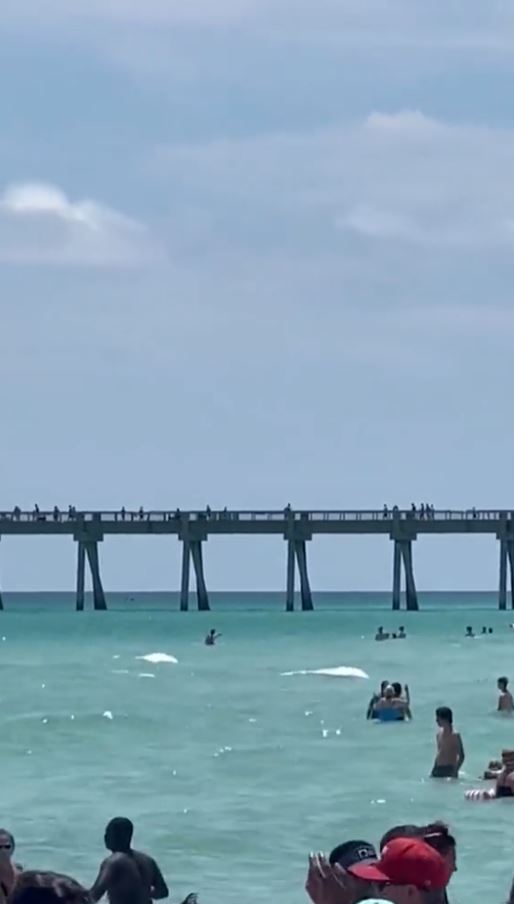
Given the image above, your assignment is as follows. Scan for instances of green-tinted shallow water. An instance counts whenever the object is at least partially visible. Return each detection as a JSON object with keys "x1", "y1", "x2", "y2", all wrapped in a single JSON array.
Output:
[{"x1": 2, "y1": 604, "x2": 514, "y2": 904}]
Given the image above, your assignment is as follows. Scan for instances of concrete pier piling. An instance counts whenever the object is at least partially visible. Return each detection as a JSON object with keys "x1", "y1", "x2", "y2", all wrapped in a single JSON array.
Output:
[{"x1": 0, "y1": 507, "x2": 513, "y2": 610}]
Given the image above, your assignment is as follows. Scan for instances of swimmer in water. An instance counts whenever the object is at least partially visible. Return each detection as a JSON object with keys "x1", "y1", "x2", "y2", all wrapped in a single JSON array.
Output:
[
  {"x1": 374, "y1": 685, "x2": 412, "y2": 721},
  {"x1": 468, "y1": 749, "x2": 514, "y2": 800},
  {"x1": 431, "y1": 706, "x2": 465, "y2": 778},
  {"x1": 205, "y1": 629, "x2": 221, "y2": 646},
  {"x1": 465, "y1": 626, "x2": 474, "y2": 638},
  {"x1": 366, "y1": 680, "x2": 389, "y2": 719},
  {"x1": 375, "y1": 626, "x2": 389, "y2": 642},
  {"x1": 392, "y1": 682, "x2": 411, "y2": 711},
  {"x1": 398, "y1": 626, "x2": 406, "y2": 639},
  {"x1": 498, "y1": 676, "x2": 514, "y2": 713}
]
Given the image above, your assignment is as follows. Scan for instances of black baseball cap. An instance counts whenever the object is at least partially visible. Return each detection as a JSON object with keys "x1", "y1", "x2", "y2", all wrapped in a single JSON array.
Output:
[{"x1": 329, "y1": 840, "x2": 378, "y2": 870}]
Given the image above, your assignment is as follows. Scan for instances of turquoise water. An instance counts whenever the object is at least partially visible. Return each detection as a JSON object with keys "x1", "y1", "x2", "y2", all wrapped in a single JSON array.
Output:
[{"x1": 2, "y1": 602, "x2": 514, "y2": 904}]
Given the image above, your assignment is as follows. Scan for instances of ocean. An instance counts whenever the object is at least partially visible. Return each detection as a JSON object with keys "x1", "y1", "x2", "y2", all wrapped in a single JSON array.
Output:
[{"x1": 2, "y1": 593, "x2": 514, "y2": 904}]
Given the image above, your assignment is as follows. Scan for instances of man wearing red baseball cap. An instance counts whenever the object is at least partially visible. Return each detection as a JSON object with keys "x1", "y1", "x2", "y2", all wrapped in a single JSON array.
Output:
[{"x1": 347, "y1": 837, "x2": 451, "y2": 903}]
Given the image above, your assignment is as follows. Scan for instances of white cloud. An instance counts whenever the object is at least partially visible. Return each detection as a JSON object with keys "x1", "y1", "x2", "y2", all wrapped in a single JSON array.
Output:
[
  {"x1": 0, "y1": 182, "x2": 154, "y2": 266},
  {"x1": 153, "y1": 110, "x2": 514, "y2": 250}
]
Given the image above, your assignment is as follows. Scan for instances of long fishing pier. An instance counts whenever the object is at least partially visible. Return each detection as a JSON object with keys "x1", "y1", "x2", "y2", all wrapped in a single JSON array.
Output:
[{"x1": 0, "y1": 507, "x2": 514, "y2": 611}]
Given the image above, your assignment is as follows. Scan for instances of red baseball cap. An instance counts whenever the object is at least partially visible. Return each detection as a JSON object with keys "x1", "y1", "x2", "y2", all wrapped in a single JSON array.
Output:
[{"x1": 348, "y1": 837, "x2": 450, "y2": 890}]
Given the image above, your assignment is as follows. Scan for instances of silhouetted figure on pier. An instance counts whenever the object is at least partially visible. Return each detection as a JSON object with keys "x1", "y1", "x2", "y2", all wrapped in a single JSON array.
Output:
[
  {"x1": 53, "y1": 506, "x2": 60, "y2": 523},
  {"x1": 91, "y1": 818, "x2": 170, "y2": 904},
  {"x1": 383, "y1": 505, "x2": 389, "y2": 518},
  {"x1": 121, "y1": 507, "x2": 126, "y2": 521}
]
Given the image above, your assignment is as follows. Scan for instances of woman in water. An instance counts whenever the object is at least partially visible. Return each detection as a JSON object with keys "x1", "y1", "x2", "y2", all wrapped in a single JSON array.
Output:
[{"x1": 467, "y1": 749, "x2": 514, "y2": 799}]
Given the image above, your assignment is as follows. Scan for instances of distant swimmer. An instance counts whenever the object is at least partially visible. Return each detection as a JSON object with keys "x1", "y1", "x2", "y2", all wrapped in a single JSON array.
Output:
[
  {"x1": 397, "y1": 626, "x2": 406, "y2": 639},
  {"x1": 205, "y1": 629, "x2": 222, "y2": 646},
  {"x1": 375, "y1": 626, "x2": 389, "y2": 642},
  {"x1": 465, "y1": 626, "x2": 475, "y2": 638},
  {"x1": 497, "y1": 677, "x2": 514, "y2": 713},
  {"x1": 91, "y1": 818, "x2": 170, "y2": 904},
  {"x1": 431, "y1": 707, "x2": 465, "y2": 778}
]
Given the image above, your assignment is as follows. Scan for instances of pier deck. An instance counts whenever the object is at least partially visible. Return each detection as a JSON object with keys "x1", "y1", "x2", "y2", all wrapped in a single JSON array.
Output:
[{"x1": 0, "y1": 508, "x2": 513, "y2": 611}]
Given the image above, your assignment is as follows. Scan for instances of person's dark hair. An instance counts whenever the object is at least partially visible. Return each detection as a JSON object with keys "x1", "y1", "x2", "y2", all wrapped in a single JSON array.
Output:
[
  {"x1": 0, "y1": 829, "x2": 15, "y2": 851},
  {"x1": 399, "y1": 626, "x2": 405, "y2": 632},
  {"x1": 499, "y1": 677, "x2": 509, "y2": 690},
  {"x1": 378, "y1": 627, "x2": 383, "y2": 632},
  {"x1": 105, "y1": 817, "x2": 134, "y2": 851},
  {"x1": 379, "y1": 824, "x2": 419, "y2": 851},
  {"x1": 380, "y1": 680, "x2": 389, "y2": 694},
  {"x1": 421, "y1": 822, "x2": 456, "y2": 855},
  {"x1": 392, "y1": 682, "x2": 402, "y2": 697},
  {"x1": 10, "y1": 872, "x2": 89, "y2": 904},
  {"x1": 436, "y1": 706, "x2": 453, "y2": 724}
]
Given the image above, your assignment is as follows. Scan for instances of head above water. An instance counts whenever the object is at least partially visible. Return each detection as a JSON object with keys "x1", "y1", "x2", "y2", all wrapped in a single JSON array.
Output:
[
  {"x1": 105, "y1": 817, "x2": 134, "y2": 853},
  {"x1": 498, "y1": 677, "x2": 509, "y2": 691},
  {"x1": 0, "y1": 830, "x2": 15, "y2": 854},
  {"x1": 392, "y1": 682, "x2": 403, "y2": 697},
  {"x1": 436, "y1": 706, "x2": 453, "y2": 727},
  {"x1": 384, "y1": 685, "x2": 395, "y2": 699}
]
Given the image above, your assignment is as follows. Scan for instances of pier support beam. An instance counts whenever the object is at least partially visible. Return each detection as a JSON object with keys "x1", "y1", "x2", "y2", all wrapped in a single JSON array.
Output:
[
  {"x1": 180, "y1": 540, "x2": 191, "y2": 612},
  {"x1": 286, "y1": 539, "x2": 295, "y2": 612},
  {"x1": 295, "y1": 540, "x2": 313, "y2": 611},
  {"x1": 390, "y1": 538, "x2": 419, "y2": 610},
  {"x1": 76, "y1": 541, "x2": 86, "y2": 612},
  {"x1": 191, "y1": 540, "x2": 210, "y2": 611},
  {"x1": 497, "y1": 537, "x2": 514, "y2": 609},
  {"x1": 284, "y1": 534, "x2": 314, "y2": 611},
  {"x1": 84, "y1": 540, "x2": 107, "y2": 610},
  {"x1": 392, "y1": 541, "x2": 402, "y2": 611},
  {"x1": 499, "y1": 540, "x2": 508, "y2": 610},
  {"x1": 0, "y1": 536, "x2": 3, "y2": 611}
]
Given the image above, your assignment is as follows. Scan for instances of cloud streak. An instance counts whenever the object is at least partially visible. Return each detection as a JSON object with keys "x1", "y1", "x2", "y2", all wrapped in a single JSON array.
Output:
[
  {"x1": 153, "y1": 110, "x2": 514, "y2": 251},
  {"x1": 0, "y1": 182, "x2": 154, "y2": 267}
]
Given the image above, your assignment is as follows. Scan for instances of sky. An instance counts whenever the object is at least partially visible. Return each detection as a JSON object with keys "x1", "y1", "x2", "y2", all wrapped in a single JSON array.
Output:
[{"x1": 1, "y1": 0, "x2": 513, "y2": 592}]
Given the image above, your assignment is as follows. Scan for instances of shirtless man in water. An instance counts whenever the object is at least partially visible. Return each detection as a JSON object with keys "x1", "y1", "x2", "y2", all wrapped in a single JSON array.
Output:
[
  {"x1": 431, "y1": 707, "x2": 465, "y2": 778},
  {"x1": 497, "y1": 676, "x2": 514, "y2": 713},
  {"x1": 91, "y1": 818, "x2": 195, "y2": 904}
]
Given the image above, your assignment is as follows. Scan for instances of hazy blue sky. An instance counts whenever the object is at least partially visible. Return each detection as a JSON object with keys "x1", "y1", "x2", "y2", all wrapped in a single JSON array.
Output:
[{"x1": 1, "y1": 1, "x2": 513, "y2": 592}]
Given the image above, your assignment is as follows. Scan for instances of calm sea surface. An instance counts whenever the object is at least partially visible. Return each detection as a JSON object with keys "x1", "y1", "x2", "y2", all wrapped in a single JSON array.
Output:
[{"x1": 2, "y1": 593, "x2": 514, "y2": 904}]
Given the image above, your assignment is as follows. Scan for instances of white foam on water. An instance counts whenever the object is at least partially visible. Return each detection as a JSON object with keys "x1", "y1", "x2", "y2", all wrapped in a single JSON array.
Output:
[
  {"x1": 281, "y1": 666, "x2": 369, "y2": 679},
  {"x1": 112, "y1": 669, "x2": 130, "y2": 675},
  {"x1": 136, "y1": 652, "x2": 178, "y2": 664},
  {"x1": 102, "y1": 711, "x2": 113, "y2": 720},
  {"x1": 138, "y1": 673, "x2": 156, "y2": 679}
]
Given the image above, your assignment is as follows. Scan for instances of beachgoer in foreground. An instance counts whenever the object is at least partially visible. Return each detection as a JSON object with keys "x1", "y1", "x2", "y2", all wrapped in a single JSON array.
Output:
[
  {"x1": 375, "y1": 627, "x2": 389, "y2": 642},
  {"x1": 379, "y1": 822, "x2": 456, "y2": 904},
  {"x1": 431, "y1": 707, "x2": 464, "y2": 778},
  {"x1": 91, "y1": 817, "x2": 169, "y2": 904},
  {"x1": 497, "y1": 676, "x2": 514, "y2": 713},
  {"x1": 347, "y1": 836, "x2": 451, "y2": 904},
  {"x1": 205, "y1": 629, "x2": 221, "y2": 646},
  {"x1": 10, "y1": 871, "x2": 89, "y2": 904}
]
